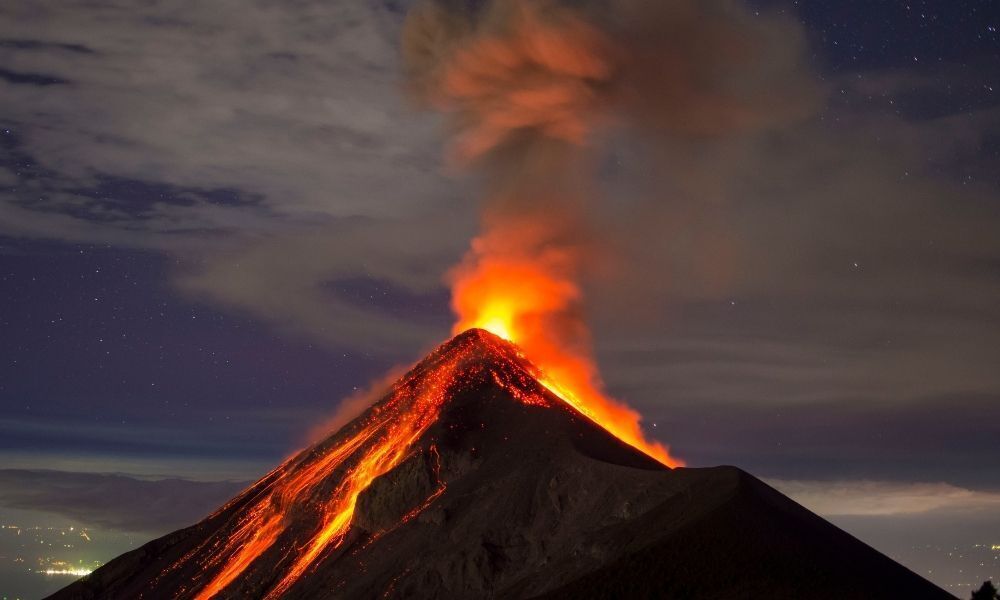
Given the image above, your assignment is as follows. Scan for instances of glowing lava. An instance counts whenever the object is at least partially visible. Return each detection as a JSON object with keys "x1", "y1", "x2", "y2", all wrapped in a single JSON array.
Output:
[
  {"x1": 451, "y1": 234, "x2": 682, "y2": 468},
  {"x1": 179, "y1": 331, "x2": 555, "y2": 599},
  {"x1": 175, "y1": 313, "x2": 678, "y2": 598}
]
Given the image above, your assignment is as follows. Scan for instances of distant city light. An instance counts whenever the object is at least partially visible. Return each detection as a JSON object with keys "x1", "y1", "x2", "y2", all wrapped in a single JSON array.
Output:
[{"x1": 42, "y1": 567, "x2": 93, "y2": 577}]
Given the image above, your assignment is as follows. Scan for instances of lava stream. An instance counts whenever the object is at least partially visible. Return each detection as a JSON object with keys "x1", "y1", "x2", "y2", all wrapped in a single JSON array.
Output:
[
  {"x1": 183, "y1": 329, "x2": 675, "y2": 599},
  {"x1": 188, "y1": 334, "x2": 521, "y2": 599}
]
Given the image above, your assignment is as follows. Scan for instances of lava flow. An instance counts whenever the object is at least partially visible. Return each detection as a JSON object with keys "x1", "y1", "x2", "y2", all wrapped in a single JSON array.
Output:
[
  {"x1": 175, "y1": 331, "x2": 560, "y2": 599},
  {"x1": 172, "y1": 255, "x2": 678, "y2": 599}
]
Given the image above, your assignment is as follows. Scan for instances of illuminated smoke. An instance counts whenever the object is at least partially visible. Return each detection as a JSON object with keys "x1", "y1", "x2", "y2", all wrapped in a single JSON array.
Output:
[
  {"x1": 403, "y1": 0, "x2": 613, "y2": 164},
  {"x1": 403, "y1": 0, "x2": 818, "y2": 158},
  {"x1": 404, "y1": 0, "x2": 817, "y2": 466}
]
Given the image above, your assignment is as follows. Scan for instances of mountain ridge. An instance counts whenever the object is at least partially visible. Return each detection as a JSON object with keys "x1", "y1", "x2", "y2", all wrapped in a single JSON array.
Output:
[{"x1": 50, "y1": 329, "x2": 953, "y2": 599}]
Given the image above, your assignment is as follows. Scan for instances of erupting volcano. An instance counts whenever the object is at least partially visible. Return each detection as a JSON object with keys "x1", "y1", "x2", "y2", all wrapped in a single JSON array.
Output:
[
  {"x1": 52, "y1": 329, "x2": 950, "y2": 600},
  {"x1": 48, "y1": 3, "x2": 953, "y2": 598},
  {"x1": 449, "y1": 234, "x2": 682, "y2": 468}
]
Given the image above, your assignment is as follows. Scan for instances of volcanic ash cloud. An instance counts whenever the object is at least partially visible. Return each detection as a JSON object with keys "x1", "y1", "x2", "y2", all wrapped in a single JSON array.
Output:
[
  {"x1": 401, "y1": 0, "x2": 819, "y2": 466},
  {"x1": 402, "y1": 0, "x2": 819, "y2": 165}
]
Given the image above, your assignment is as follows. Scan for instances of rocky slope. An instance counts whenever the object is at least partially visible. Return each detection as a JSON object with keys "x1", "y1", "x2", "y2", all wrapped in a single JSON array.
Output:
[{"x1": 50, "y1": 329, "x2": 953, "y2": 599}]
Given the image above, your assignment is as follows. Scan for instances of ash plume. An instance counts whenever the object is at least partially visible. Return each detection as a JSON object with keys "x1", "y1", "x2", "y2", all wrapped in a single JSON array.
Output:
[
  {"x1": 402, "y1": 0, "x2": 819, "y2": 454},
  {"x1": 403, "y1": 0, "x2": 818, "y2": 165}
]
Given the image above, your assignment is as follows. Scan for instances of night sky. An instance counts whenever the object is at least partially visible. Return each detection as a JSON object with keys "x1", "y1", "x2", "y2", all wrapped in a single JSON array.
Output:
[{"x1": 1, "y1": 0, "x2": 999, "y2": 596}]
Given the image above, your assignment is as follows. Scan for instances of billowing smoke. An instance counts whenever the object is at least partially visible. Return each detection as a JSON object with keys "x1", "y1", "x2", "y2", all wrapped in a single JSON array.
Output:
[
  {"x1": 403, "y1": 0, "x2": 818, "y2": 162},
  {"x1": 404, "y1": 0, "x2": 611, "y2": 165},
  {"x1": 402, "y1": 0, "x2": 819, "y2": 462}
]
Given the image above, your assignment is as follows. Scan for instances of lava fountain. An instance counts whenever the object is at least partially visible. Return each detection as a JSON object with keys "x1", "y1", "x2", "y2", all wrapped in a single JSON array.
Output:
[{"x1": 450, "y1": 217, "x2": 682, "y2": 468}]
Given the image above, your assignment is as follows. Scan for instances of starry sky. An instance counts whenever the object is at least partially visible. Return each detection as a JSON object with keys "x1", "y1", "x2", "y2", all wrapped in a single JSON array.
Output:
[{"x1": 1, "y1": 0, "x2": 999, "y2": 594}]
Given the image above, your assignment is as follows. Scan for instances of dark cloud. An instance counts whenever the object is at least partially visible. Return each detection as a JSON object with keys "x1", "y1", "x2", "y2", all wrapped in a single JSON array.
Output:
[
  {"x1": 2, "y1": 131, "x2": 266, "y2": 225},
  {"x1": 0, "y1": 0, "x2": 470, "y2": 351},
  {"x1": 0, "y1": 470, "x2": 246, "y2": 533},
  {"x1": 0, "y1": 39, "x2": 95, "y2": 54},
  {"x1": 0, "y1": 67, "x2": 69, "y2": 86}
]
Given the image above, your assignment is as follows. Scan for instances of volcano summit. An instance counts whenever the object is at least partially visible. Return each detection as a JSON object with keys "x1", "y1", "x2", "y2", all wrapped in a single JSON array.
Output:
[{"x1": 50, "y1": 330, "x2": 951, "y2": 599}]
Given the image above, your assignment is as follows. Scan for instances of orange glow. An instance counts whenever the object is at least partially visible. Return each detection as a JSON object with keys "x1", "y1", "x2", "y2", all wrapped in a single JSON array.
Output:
[
  {"x1": 451, "y1": 229, "x2": 683, "y2": 469},
  {"x1": 192, "y1": 424, "x2": 381, "y2": 600},
  {"x1": 426, "y1": 0, "x2": 613, "y2": 163},
  {"x1": 261, "y1": 365, "x2": 454, "y2": 600},
  {"x1": 182, "y1": 332, "x2": 549, "y2": 599},
  {"x1": 175, "y1": 250, "x2": 679, "y2": 599},
  {"x1": 452, "y1": 260, "x2": 579, "y2": 344}
]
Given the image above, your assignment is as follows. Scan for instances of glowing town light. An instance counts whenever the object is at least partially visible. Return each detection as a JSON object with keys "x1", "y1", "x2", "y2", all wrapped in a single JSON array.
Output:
[{"x1": 42, "y1": 567, "x2": 93, "y2": 576}]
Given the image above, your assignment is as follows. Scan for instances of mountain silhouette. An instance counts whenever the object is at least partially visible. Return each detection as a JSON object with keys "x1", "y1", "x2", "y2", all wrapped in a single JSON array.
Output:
[{"x1": 50, "y1": 329, "x2": 953, "y2": 599}]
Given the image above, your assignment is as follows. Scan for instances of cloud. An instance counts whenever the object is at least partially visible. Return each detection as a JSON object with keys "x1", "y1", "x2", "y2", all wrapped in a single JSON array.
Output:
[
  {"x1": 172, "y1": 212, "x2": 468, "y2": 352},
  {"x1": 5, "y1": 0, "x2": 996, "y2": 366},
  {"x1": 0, "y1": 0, "x2": 825, "y2": 358},
  {"x1": 0, "y1": 469, "x2": 247, "y2": 533},
  {"x1": 0, "y1": 0, "x2": 467, "y2": 352},
  {"x1": 0, "y1": 1, "x2": 431, "y2": 219},
  {"x1": 770, "y1": 479, "x2": 1000, "y2": 517}
]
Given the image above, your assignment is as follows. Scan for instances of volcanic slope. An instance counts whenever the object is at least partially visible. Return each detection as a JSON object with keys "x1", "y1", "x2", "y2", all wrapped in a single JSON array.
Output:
[{"x1": 50, "y1": 329, "x2": 953, "y2": 600}]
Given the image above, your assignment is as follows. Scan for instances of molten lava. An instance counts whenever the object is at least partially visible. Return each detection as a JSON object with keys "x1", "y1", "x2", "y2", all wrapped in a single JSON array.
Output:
[
  {"x1": 172, "y1": 316, "x2": 677, "y2": 598},
  {"x1": 450, "y1": 233, "x2": 682, "y2": 469},
  {"x1": 64, "y1": 328, "x2": 949, "y2": 600},
  {"x1": 172, "y1": 331, "x2": 562, "y2": 599}
]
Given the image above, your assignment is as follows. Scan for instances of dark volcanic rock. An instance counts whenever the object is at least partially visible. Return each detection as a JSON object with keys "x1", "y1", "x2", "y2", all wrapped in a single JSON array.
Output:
[{"x1": 49, "y1": 329, "x2": 954, "y2": 600}]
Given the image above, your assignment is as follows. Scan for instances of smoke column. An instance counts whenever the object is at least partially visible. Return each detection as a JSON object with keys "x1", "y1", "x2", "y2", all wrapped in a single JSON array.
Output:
[{"x1": 402, "y1": 0, "x2": 818, "y2": 465}]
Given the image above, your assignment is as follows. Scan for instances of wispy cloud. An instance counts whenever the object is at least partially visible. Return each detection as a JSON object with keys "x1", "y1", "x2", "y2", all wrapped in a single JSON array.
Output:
[
  {"x1": 0, "y1": 469, "x2": 247, "y2": 532},
  {"x1": 0, "y1": 0, "x2": 468, "y2": 352},
  {"x1": 771, "y1": 479, "x2": 1000, "y2": 517}
]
